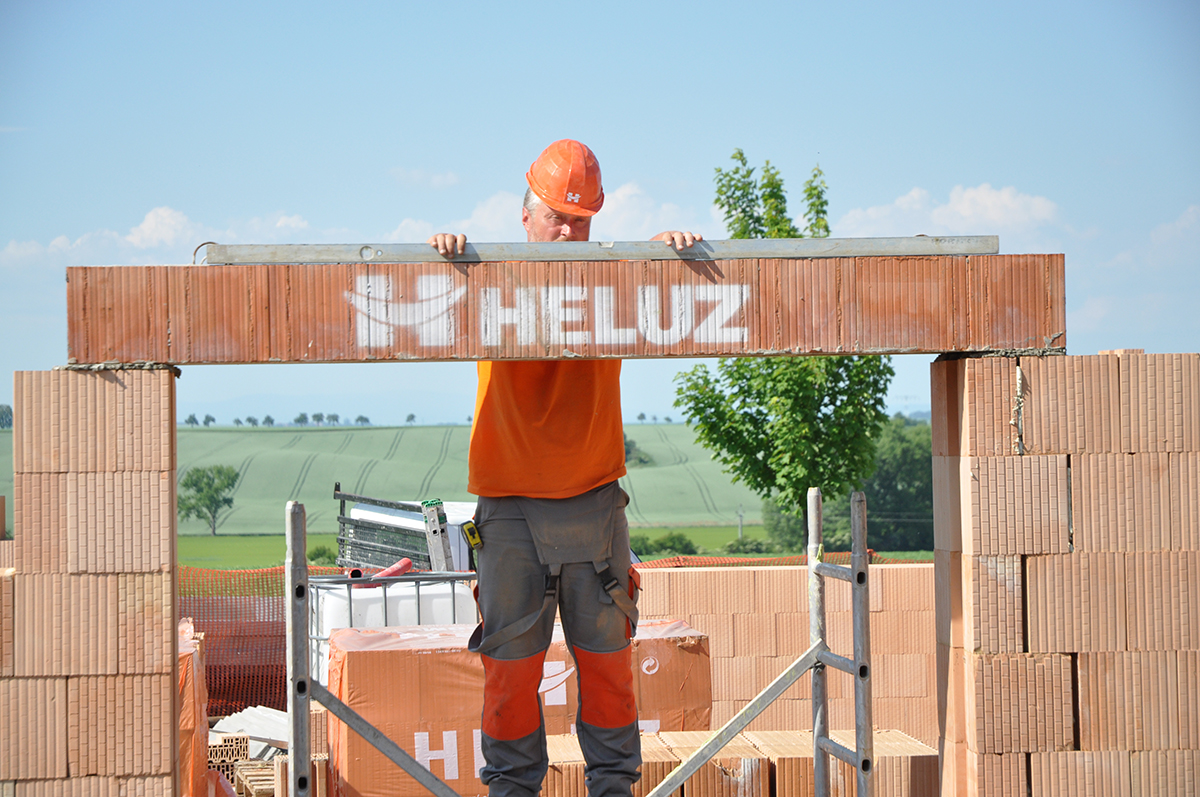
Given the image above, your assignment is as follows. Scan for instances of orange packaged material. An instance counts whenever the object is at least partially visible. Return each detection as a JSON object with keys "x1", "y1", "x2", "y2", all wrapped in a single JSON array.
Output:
[
  {"x1": 1029, "y1": 751, "x2": 1132, "y2": 797},
  {"x1": 1, "y1": 567, "x2": 13, "y2": 677},
  {"x1": 179, "y1": 621, "x2": 210, "y2": 797},
  {"x1": 326, "y1": 619, "x2": 710, "y2": 797},
  {"x1": 0, "y1": 677, "x2": 70, "y2": 780}
]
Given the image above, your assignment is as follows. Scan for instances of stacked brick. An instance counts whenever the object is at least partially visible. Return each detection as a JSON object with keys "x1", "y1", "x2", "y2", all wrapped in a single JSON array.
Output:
[
  {"x1": 638, "y1": 563, "x2": 939, "y2": 747},
  {"x1": 0, "y1": 370, "x2": 177, "y2": 795},
  {"x1": 933, "y1": 351, "x2": 1200, "y2": 796}
]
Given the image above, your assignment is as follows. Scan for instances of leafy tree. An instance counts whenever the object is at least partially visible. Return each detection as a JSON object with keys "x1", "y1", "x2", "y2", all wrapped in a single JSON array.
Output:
[
  {"x1": 637, "y1": 412, "x2": 646, "y2": 423},
  {"x1": 203, "y1": 414, "x2": 216, "y2": 428},
  {"x1": 262, "y1": 415, "x2": 275, "y2": 427},
  {"x1": 355, "y1": 415, "x2": 370, "y2": 426},
  {"x1": 312, "y1": 412, "x2": 325, "y2": 426},
  {"x1": 245, "y1": 416, "x2": 259, "y2": 427},
  {"x1": 664, "y1": 416, "x2": 673, "y2": 424},
  {"x1": 823, "y1": 414, "x2": 934, "y2": 551},
  {"x1": 233, "y1": 418, "x2": 243, "y2": 427},
  {"x1": 630, "y1": 531, "x2": 698, "y2": 558},
  {"x1": 623, "y1": 432, "x2": 652, "y2": 466},
  {"x1": 0, "y1": 404, "x2": 12, "y2": 429},
  {"x1": 308, "y1": 544, "x2": 338, "y2": 566},
  {"x1": 406, "y1": 413, "x2": 416, "y2": 425},
  {"x1": 294, "y1": 413, "x2": 309, "y2": 426},
  {"x1": 178, "y1": 465, "x2": 239, "y2": 536},
  {"x1": 676, "y1": 150, "x2": 894, "y2": 550},
  {"x1": 326, "y1": 413, "x2": 339, "y2": 425},
  {"x1": 184, "y1": 414, "x2": 199, "y2": 427}
]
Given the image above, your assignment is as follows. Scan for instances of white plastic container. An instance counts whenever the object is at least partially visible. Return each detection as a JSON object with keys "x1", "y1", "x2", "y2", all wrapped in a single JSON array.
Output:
[{"x1": 312, "y1": 579, "x2": 476, "y2": 685}]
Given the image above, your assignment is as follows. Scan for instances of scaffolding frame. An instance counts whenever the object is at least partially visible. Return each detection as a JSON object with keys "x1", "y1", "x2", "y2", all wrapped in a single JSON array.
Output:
[{"x1": 284, "y1": 486, "x2": 873, "y2": 797}]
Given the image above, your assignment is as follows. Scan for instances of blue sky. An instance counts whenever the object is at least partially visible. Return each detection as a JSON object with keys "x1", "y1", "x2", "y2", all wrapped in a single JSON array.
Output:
[{"x1": 2, "y1": 0, "x2": 1197, "y2": 426}]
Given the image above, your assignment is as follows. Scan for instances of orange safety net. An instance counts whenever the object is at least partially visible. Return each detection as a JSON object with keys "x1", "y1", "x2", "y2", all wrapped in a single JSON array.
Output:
[
  {"x1": 178, "y1": 565, "x2": 341, "y2": 717},
  {"x1": 633, "y1": 551, "x2": 923, "y2": 568}
]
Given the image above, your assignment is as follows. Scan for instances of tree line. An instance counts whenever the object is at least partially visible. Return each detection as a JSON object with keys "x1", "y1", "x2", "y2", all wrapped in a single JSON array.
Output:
[{"x1": 180, "y1": 413, "x2": 371, "y2": 427}]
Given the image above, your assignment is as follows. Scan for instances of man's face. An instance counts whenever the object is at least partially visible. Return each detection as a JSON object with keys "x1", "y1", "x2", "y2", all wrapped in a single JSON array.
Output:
[{"x1": 522, "y1": 201, "x2": 592, "y2": 242}]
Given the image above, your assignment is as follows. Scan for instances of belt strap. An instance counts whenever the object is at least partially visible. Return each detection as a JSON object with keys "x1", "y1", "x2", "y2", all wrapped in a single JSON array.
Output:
[{"x1": 469, "y1": 565, "x2": 561, "y2": 655}]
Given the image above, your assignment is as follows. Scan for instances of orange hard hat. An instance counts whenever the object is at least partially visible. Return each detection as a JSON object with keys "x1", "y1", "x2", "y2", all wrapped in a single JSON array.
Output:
[{"x1": 526, "y1": 139, "x2": 604, "y2": 216}]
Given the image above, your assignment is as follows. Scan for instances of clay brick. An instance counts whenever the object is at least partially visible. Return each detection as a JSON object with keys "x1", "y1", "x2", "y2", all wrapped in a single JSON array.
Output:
[
  {"x1": 964, "y1": 652, "x2": 1073, "y2": 754},
  {"x1": 69, "y1": 674, "x2": 175, "y2": 777},
  {"x1": 965, "y1": 749, "x2": 1028, "y2": 797},
  {"x1": 935, "y1": 550, "x2": 962, "y2": 648},
  {"x1": 1078, "y1": 651, "x2": 1181, "y2": 751},
  {"x1": 13, "y1": 370, "x2": 175, "y2": 474},
  {"x1": 1125, "y1": 552, "x2": 1199, "y2": 651},
  {"x1": 1072, "y1": 454, "x2": 1136, "y2": 552},
  {"x1": 965, "y1": 455, "x2": 1070, "y2": 555},
  {"x1": 1130, "y1": 749, "x2": 1200, "y2": 797},
  {"x1": 686, "y1": 613, "x2": 734, "y2": 660},
  {"x1": 961, "y1": 555, "x2": 1023, "y2": 654},
  {"x1": 1027, "y1": 552, "x2": 1126, "y2": 653},
  {"x1": 1030, "y1": 751, "x2": 1132, "y2": 797},
  {"x1": 733, "y1": 612, "x2": 777, "y2": 658},
  {"x1": 0, "y1": 677, "x2": 69, "y2": 780},
  {"x1": 930, "y1": 357, "x2": 1017, "y2": 458}
]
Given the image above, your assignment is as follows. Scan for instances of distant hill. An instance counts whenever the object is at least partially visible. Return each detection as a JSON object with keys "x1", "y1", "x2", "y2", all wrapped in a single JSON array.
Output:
[{"x1": 0, "y1": 426, "x2": 763, "y2": 537}]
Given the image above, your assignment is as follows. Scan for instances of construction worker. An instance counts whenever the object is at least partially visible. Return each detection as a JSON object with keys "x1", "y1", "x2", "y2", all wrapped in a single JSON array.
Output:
[{"x1": 428, "y1": 139, "x2": 701, "y2": 797}]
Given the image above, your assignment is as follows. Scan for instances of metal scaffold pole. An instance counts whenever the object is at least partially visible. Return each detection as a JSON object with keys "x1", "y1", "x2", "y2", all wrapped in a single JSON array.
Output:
[{"x1": 808, "y1": 488, "x2": 874, "y2": 797}]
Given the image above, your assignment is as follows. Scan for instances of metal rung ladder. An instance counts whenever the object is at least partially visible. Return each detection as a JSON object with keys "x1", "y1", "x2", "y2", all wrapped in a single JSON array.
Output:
[{"x1": 283, "y1": 487, "x2": 873, "y2": 797}]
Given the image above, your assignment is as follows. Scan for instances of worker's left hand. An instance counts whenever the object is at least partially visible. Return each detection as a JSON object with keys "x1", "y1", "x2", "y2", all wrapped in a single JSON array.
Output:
[{"x1": 651, "y1": 230, "x2": 703, "y2": 250}]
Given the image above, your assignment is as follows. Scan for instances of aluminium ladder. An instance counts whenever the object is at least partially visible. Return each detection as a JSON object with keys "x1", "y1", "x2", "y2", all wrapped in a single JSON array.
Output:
[{"x1": 283, "y1": 487, "x2": 874, "y2": 797}]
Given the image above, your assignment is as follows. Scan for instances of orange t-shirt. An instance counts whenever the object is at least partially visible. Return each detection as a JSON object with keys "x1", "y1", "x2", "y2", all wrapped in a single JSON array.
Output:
[{"x1": 468, "y1": 360, "x2": 626, "y2": 498}]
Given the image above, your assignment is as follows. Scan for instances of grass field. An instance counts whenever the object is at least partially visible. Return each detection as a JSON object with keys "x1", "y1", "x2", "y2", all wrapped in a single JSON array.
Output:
[
  {"x1": 3, "y1": 426, "x2": 931, "y2": 569},
  {"x1": 0, "y1": 424, "x2": 764, "y2": 538}
]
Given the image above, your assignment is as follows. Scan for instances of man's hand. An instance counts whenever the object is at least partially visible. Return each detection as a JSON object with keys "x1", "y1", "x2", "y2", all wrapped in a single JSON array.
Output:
[
  {"x1": 427, "y1": 233, "x2": 467, "y2": 258},
  {"x1": 651, "y1": 231, "x2": 703, "y2": 251}
]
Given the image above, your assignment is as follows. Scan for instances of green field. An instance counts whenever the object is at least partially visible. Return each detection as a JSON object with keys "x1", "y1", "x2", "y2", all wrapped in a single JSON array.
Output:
[{"x1": 0, "y1": 424, "x2": 764, "y2": 542}]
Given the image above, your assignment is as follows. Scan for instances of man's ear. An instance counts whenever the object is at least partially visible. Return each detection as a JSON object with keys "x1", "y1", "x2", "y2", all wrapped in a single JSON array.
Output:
[{"x1": 521, "y1": 206, "x2": 532, "y2": 236}]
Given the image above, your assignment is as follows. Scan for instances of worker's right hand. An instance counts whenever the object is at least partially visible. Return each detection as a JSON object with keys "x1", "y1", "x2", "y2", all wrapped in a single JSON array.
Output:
[{"x1": 427, "y1": 233, "x2": 467, "y2": 258}]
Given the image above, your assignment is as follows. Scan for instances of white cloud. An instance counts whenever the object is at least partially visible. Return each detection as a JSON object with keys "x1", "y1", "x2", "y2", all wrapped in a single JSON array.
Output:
[
  {"x1": 276, "y1": 214, "x2": 309, "y2": 230},
  {"x1": 590, "y1": 182, "x2": 692, "y2": 242},
  {"x1": 390, "y1": 166, "x2": 460, "y2": 189},
  {"x1": 125, "y1": 206, "x2": 196, "y2": 248},
  {"x1": 836, "y1": 183, "x2": 1062, "y2": 252},
  {"x1": 386, "y1": 217, "x2": 436, "y2": 243}
]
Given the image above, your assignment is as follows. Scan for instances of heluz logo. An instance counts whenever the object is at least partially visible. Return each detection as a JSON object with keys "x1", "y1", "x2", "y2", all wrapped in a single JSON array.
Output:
[{"x1": 566, "y1": 192, "x2": 580, "y2": 203}]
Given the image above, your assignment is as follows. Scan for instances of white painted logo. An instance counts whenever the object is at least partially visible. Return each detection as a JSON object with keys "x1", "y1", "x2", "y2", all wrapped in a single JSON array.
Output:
[
  {"x1": 640, "y1": 656, "x2": 660, "y2": 675},
  {"x1": 566, "y1": 192, "x2": 581, "y2": 203},
  {"x1": 539, "y1": 660, "x2": 576, "y2": 706},
  {"x1": 350, "y1": 275, "x2": 751, "y2": 349},
  {"x1": 347, "y1": 274, "x2": 466, "y2": 348}
]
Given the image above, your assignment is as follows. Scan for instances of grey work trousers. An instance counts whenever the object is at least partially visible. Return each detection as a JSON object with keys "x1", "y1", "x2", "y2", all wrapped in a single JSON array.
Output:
[{"x1": 473, "y1": 484, "x2": 641, "y2": 797}]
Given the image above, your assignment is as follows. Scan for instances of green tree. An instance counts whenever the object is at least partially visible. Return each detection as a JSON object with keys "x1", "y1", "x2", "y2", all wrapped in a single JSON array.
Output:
[
  {"x1": 308, "y1": 544, "x2": 338, "y2": 566},
  {"x1": 355, "y1": 415, "x2": 370, "y2": 426},
  {"x1": 823, "y1": 414, "x2": 933, "y2": 551},
  {"x1": 184, "y1": 414, "x2": 198, "y2": 427},
  {"x1": 245, "y1": 416, "x2": 259, "y2": 427},
  {"x1": 294, "y1": 413, "x2": 308, "y2": 426},
  {"x1": 203, "y1": 414, "x2": 216, "y2": 428},
  {"x1": 233, "y1": 418, "x2": 243, "y2": 427},
  {"x1": 178, "y1": 465, "x2": 240, "y2": 536},
  {"x1": 676, "y1": 150, "x2": 893, "y2": 551},
  {"x1": 637, "y1": 412, "x2": 646, "y2": 423},
  {"x1": 0, "y1": 404, "x2": 12, "y2": 430},
  {"x1": 327, "y1": 413, "x2": 339, "y2": 425},
  {"x1": 312, "y1": 412, "x2": 324, "y2": 426},
  {"x1": 262, "y1": 415, "x2": 275, "y2": 427},
  {"x1": 406, "y1": 413, "x2": 416, "y2": 425}
]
